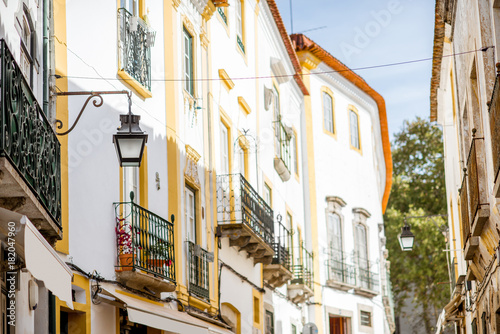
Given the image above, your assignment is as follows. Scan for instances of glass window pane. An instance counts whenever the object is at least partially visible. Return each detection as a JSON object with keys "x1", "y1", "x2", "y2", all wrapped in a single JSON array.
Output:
[
  {"x1": 221, "y1": 123, "x2": 229, "y2": 174},
  {"x1": 350, "y1": 110, "x2": 359, "y2": 149},
  {"x1": 324, "y1": 93, "x2": 333, "y2": 133}
]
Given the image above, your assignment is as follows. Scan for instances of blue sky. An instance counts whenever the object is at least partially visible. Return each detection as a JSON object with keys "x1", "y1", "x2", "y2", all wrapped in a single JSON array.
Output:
[{"x1": 274, "y1": 0, "x2": 436, "y2": 139}]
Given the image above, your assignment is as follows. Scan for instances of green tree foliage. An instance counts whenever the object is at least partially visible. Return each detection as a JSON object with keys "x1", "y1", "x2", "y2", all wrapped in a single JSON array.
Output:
[
  {"x1": 385, "y1": 117, "x2": 450, "y2": 332},
  {"x1": 388, "y1": 117, "x2": 446, "y2": 215}
]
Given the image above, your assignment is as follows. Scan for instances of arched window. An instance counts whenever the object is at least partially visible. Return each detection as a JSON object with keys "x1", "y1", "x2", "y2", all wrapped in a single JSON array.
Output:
[
  {"x1": 221, "y1": 303, "x2": 241, "y2": 334},
  {"x1": 349, "y1": 108, "x2": 360, "y2": 151},
  {"x1": 327, "y1": 213, "x2": 342, "y2": 252},
  {"x1": 323, "y1": 92, "x2": 334, "y2": 134}
]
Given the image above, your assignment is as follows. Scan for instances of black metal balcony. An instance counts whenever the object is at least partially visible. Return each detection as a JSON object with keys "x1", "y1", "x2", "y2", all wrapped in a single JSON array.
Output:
[
  {"x1": 114, "y1": 201, "x2": 176, "y2": 293},
  {"x1": 217, "y1": 174, "x2": 275, "y2": 264},
  {"x1": 325, "y1": 249, "x2": 356, "y2": 289},
  {"x1": 118, "y1": 8, "x2": 152, "y2": 91},
  {"x1": 264, "y1": 218, "x2": 292, "y2": 288},
  {"x1": 355, "y1": 258, "x2": 379, "y2": 297},
  {"x1": 0, "y1": 39, "x2": 61, "y2": 239},
  {"x1": 288, "y1": 243, "x2": 314, "y2": 303},
  {"x1": 187, "y1": 241, "x2": 210, "y2": 300}
]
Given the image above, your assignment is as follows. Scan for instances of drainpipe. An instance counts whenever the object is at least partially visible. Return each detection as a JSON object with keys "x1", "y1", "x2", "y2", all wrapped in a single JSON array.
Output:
[{"x1": 42, "y1": 0, "x2": 49, "y2": 115}]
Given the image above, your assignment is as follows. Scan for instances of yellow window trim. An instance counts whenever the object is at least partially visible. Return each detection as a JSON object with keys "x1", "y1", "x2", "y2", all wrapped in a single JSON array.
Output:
[
  {"x1": 117, "y1": 70, "x2": 153, "y2": 99},
  {"x1": 217, "y1": 6, "x2": 230, "y2": 37},
  {"x1": 238, "y1": 96, "x2": 251, "y2": 115},
  {"x1": 237, "y1": 133, "x2": 250, "y2": 180},
  {"x1": 263, "y1": 174, "x2": 273, "y2": 207},
  {"x1": 348, "y1": 104, "x2": 362, "y2": 155},
  {"x1": 219, "y1": 69, "x2": 235, "y2": 91},
  {"x1": 321, "y1": 86, "x2": 336, "y2": 138},
  {"x1": 252, "y1": 289, "x2": 263, "y2": 330}
]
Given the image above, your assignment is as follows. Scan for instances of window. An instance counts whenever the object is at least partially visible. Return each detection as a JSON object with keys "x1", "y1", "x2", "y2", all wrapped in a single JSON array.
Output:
[
  {"x1": 235, "y1": 0, "x2": 245, "y2": 53},
  {"x1": 123, "y1": 167, "x2": 139, "y2": 203},
  {"x1": 264, "y1": 183, "x2": 272, "y2": 206},
  {"x1": 218, "y1": 6, "x2": 228, "y2": 25},
  {"x1": 323, "y1": 92, "x2": 334, "y2": 134},
  {"x1": 349, "y1": 109, "x2": 360, "y2": 150},
  {"x1": 356, "y1": 224, "x2": 368, "y2": 267},
  {"x1": 291, "y1": 324, "x2": 297, "y2": 334},
  {"x1": 183, "y1": 27, "x2": 194, "y2": 96},
  {"x1": 327, "y1": 213, "x2": 342, "y2": 251},
  {"x1": 273, "y1": 86, "x2": 281, "y2": 159},
  {"x1": 253, "y1": 296, "x2": 260, "y2": 324},
  {"x1": 221, "y1": 121, "x2": 230, "y2": 174},
  {"x1": 265, "y1": 310, "x2": 274, "y2": 334},
  {"x1": 121, "y1": 0, "x2": 139, "y2": 15},
  {"x1": 20, "y1": 6, "x2": 34, "y2": 87},
  {"x1": 185, "y1": 185, "x2": 196, "y2": 243},
  {"x1": 292, "y1": 132, "x2": 299, "y2": 176},
  {"x1": 360, "y1": 310, "x2": 372, "y2": 327}
]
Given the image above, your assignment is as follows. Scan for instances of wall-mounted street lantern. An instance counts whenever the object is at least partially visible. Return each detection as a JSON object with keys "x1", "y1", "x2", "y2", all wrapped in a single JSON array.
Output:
[
  {"x1": 398, "y1": 214, "x2": 447, "y2": 251},
  {"x1": 398, "y1": 219, "x2": 415, "y2": 251},
  {"x1": 55, "y1": 90, "x2": 147, "y2": 167}
]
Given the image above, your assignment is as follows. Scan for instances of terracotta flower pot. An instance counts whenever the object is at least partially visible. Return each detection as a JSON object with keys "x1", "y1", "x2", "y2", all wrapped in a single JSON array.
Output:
[
  {"x1": 118, "y1": 254, "x2": 134, "y2": 271},
  {"x1": 147, "y1": 258, "x2": 172, "y2": 268}
]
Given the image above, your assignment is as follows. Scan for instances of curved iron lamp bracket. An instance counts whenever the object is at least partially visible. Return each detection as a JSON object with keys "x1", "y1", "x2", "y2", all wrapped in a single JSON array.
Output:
[{"x1": 55, "y1": 90, "x2": 131, "y2": 136}]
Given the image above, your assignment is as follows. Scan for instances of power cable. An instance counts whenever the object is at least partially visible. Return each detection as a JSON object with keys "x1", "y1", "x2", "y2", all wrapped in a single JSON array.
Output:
[{"x1": 54, "y1": 46, "x2": 493, "y2": 83}]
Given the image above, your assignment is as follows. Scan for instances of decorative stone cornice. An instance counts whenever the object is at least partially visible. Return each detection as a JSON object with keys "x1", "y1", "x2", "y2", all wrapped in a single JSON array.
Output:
[
  {"x1": 173, "y1": 0, "x2": 181, "y2": 9},
  {"x1": 218, "y1": 69, "x2": 235, "y2": 91},
  {"x1": 202, "y1": 1, "x2": 216, "y2": 21},
  {"x1": 352, "y1": 207, "x2": 371, "y2": 219},
  {"x1": 326, "y1": 196, "x2": 346, "y2": 207},
  {"x1": 184, "y1": 145, "x2": 201, "y2": 187}
]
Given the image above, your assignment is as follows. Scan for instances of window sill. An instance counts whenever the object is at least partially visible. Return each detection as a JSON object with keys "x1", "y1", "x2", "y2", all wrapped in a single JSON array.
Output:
[
  {"x1": 350, "y1": 144, "x2": 362, "y2": 155},
  {"x1": 323, "y1": 129, "x2": 337, "y2": 139},
  {"x1": 117, "y1": 70, "x2": 152, "y2": 99}
]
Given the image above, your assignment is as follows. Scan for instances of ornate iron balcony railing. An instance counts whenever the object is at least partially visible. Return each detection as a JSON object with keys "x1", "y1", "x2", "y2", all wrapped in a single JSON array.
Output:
[
  {"x1": 274, "y1": 119, "x2": 292, "y2": 173},
  {"x1": 0, "y1": 39, "x2": 61, "y2": 226},
  {"x1": 187, "y1": 241, "x2": 210, "y2": 300},
  {"x1": 325, "y1": 249, "x2": 356, "y2": 286},
  {"x1": 357, "y1": 259, "x2": 379, "y2": 292},
  {"x1": 271, "y1": 219, "x2": 291, "y2": 270},
  {"x1": 118, "y1": 8, "x2": 152, "y2": 91},
  {"x1": 290, "y1": 243, "x2": 313, "y2": 290},
  {"x1": 217, "y1": 173, "x2": 274, "y2": 245},
  {"x1": 115, "y1": 202, "x2": 175, "y2": 283}
]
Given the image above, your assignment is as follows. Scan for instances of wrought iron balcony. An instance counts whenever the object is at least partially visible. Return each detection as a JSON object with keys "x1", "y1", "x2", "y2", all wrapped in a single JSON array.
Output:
[
  {"x1": 0, "y1": 39, "x2": 61, "y2": 240},
  {"x1": 355, "y1": 258, "x2": 379, "y2": 297},
  {"x1": 274, "y1": 119, "x2": 292, "y2": 182},
  {"x1": 217, "y1": 174, "x2": 275, "y2": 264},
  {"x1": 464, "y1": 133, "x2": 489, "y2": 237},
  {"x1": 187, "y1": 241, "x2": 210, "y2": 300},
  {"x1": 325, "y1": 249, "x2": 356, "y2": 290},
  {"x1": 118, "y1": 8, "x2": 152, "y2": 91},
  {"x1": 114, "y1": 201, "x2": 176, "y2": 294},
  {"x1": 263, "y1": 218, "x2": 293, "y2": 288},
  {"x1": 288, "y1": 243, "x2": 314, "y2": 304}
]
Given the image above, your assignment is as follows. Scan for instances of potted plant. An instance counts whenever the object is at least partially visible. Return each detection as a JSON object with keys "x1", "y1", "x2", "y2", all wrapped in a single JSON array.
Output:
[
  {"x1": 116, "y1": 218, "x2": 137, "y2": 271},
  {"x1": 146, "y1": 241, "x2": 172, "y2": 268}
]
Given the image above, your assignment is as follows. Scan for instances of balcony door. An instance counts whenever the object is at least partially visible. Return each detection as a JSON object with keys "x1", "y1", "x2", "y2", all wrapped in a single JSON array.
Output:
[
  {"x1": 121, "y1": 0, "x2": 139, "y2": 15},
  {"x1": 355, "y1": 224, "x2": 369, "y2": 288},
  {"x1": 185, "y1": 185, "x2": 197, "y2": 243},
  {"x1": 123, "y1": 167, "x2": 139, "y2": 203},
  {"x1": 327, "y1": 213, "x2": 343, "y2": 281}
]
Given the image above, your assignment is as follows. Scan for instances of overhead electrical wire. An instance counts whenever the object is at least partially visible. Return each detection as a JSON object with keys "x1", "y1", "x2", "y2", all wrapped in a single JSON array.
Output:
[{"x1": 55, "y1": 46, "x2": 493, "y2": 83}]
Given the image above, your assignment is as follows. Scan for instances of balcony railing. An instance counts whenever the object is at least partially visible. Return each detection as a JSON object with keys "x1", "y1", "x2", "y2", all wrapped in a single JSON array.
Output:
[
  {"x1": 274, "y1": 119, "x2": 292, "y2": 173},
  {"x1": 115, "y1": 202, "x2": 175, "y2": 283},
  {"x1": 489, "y1": 70, "x2": 500, "y2": 186},
  {"x1": 459, "y1": 174, "x2": 470, "y2": 248},
  {"x1": 290, "y1": 243, "x2": 314, "y2": 290},
  {"x1": 187, "y1": 241, "x2": 210, "y2": 300},
  {"x1": 326, "y1": 249, "x2": 356, "y2": 286},
  {"x1": 357, "y1": 259, "x2": 379, "y2": 292},
  {"x1": 118, "y1": 8, "x2": 152, "y2": 91},
  {"x1": 0, "y1": 39, "x2": 61, "y2": 226},
  {"x1": 271, "y1": 220, "x2": 291, "y2": 270},
  {"x1": 217, "y1": 173, "x2": 274, "y2": 245}
]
